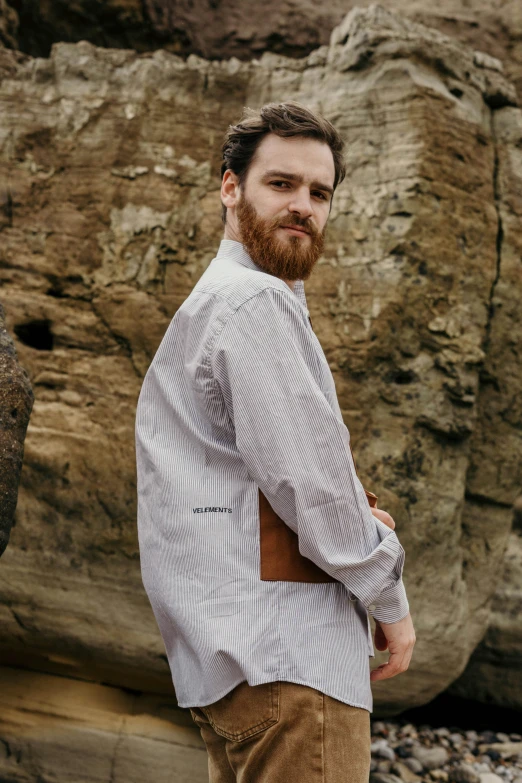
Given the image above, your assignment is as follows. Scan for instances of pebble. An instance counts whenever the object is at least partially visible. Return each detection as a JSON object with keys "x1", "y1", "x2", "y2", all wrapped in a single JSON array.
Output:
[
  {"x1": 450, "y1": 763, "x2": 481, "y2": 783},
  {"x1": 479, "y1": 743, "x2": 522, "y2": 760},
  {"x1": 392, "y1": 760, "x2": 423, "y2": 782},
  {"x1": 404, "y1": 758, "x2": 425, "y2": 774},
  {"x1": 411, "y1": 746, "x2": 450, "y2": 770},
  {"x1": 369, "y1": 719, "x2": 522, "y2": 783}
]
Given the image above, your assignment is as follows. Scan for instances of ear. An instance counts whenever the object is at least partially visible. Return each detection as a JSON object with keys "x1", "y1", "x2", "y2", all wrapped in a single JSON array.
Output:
[{"x1": 221, "y1": 169, "x2": 241, "y2": 211}]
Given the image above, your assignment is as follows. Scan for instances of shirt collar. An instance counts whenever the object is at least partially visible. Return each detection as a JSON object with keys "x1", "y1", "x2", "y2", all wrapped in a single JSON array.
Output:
[{"x1": 215, "y1": 239, "x2": 309, "y2": 315}]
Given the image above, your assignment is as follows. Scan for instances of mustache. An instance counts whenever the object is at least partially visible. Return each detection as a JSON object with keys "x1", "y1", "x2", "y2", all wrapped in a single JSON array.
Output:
[{"x1": 267, "y1": 216, "x2": 318, "y2": 237}]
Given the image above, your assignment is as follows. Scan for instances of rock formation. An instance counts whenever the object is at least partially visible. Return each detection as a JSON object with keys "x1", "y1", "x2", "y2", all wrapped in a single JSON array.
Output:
[
  {"x1": 0, "y1": 302, "x2": 34, "y2": 556},
  {"x1": 0, "y1": 4, "x2": 520, "y2": 738},
  {"x1": 0, "y1": 0, "x2": 17, "y2": 49},
  {"x1": 448, "y1": 516, "x2": 522, "y2": 709},
  {"x1": 0, "y1": 667, "x2": 209, "y2": 783},
  {"x1": 1, "y1": 0, "x2": 521, "y2": 99}
]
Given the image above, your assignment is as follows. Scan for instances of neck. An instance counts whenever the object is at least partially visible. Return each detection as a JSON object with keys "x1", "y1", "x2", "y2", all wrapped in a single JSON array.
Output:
[{"x1": 222, "y1": 229, "x2": 296, "y2": 292}]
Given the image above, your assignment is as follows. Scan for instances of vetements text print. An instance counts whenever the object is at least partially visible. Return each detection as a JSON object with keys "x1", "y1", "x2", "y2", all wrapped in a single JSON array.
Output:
[{"x1": 193, "y1": 507, "x2": 233, "y2": 513}]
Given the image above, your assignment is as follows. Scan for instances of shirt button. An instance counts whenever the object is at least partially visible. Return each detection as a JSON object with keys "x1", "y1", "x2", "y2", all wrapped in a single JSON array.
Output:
[{"x1": 368, "y1": 604, "x2": 376, "y2": 611}]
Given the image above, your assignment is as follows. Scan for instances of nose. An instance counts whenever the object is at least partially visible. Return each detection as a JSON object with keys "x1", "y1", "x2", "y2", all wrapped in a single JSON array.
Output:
[{"x1": 287, "y1": 186, "x2": 313, "y2": 219}]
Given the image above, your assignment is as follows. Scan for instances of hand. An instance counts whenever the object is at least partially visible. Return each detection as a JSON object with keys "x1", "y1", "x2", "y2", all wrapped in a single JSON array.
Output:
[
  {"x1": 370, "y1": 612, "x2": 416, "y2": 682},
  {"x1": 370, "y1": 505, "x2": 395, "y2": 530}
]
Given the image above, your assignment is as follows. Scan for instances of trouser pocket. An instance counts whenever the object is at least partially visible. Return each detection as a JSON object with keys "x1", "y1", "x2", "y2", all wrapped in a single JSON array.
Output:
[{"x1": 195, "y1": 680, "x2": 280, "y2": 742}]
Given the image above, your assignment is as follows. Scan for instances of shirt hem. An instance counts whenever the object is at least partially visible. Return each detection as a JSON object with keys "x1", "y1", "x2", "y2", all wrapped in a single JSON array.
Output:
[{"x1": 180, "y1": 675, "x2": 371, "y2": 713}]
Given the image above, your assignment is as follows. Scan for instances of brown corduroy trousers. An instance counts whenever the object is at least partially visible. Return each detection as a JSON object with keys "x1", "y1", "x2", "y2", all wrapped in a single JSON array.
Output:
[{"x1": 189, "y1": 679, "x2": 371, "y2": 782}]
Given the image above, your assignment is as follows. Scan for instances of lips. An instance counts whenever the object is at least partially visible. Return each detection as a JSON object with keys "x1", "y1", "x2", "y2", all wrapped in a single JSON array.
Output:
[{"x1": 282, "y1": 225, "x2": 310, "y2": 235}]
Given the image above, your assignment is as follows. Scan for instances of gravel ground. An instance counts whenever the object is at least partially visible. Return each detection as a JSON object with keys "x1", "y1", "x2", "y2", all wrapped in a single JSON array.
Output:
[{"x1": 369, "y1": 720, "x2": 522, "y2": 783}]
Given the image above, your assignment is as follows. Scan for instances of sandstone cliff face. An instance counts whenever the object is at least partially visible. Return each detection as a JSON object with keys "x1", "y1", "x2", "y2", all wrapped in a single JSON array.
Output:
[
  {"x1": 0, "y1": 667, "x2": 209, "y2": 783},
  {"x1": 2, "y1": 0, "x2": 521, "y2": 100},
  {"x1": 0, "y1": 5, "x2": 521, "y2": 718},
  {"x1": 0, "y1": 302, "x2": 34, "y2": 556},
  {"x1": 448, "y1": 527, "x2": 522, "y2": 711},
  {"x1": 0, "y1": 0, "x2": 17, "y2": 49}
]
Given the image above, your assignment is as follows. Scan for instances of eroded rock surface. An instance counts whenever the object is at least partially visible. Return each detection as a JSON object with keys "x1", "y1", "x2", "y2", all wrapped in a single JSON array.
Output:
[
  {"x1": 0, "y1": 302, "x2": 34, "y2": 556},
  {"x1": 2, "y1": 0, "x2": 521, "y2": 100},
  {"x1": 0, "y1": 666, "x2": 208, "y2": 783},
  {"x1": 0, "y1": 0, "x2": 18, "y2": 49},
  {"x1": 448, "y1": 522, "x2": 522, "y2": 710},
  {"x1": 0, "y1": 6, "x2": 520, "y2": 714}
]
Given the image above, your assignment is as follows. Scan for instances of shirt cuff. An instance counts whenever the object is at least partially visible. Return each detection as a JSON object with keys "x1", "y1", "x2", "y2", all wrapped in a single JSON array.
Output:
[{"x1": 367, "y1": 579, "x2": 410, "y2": 624}]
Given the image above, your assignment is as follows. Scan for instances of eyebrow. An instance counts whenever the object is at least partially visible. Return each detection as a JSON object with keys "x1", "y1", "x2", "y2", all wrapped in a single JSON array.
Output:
[{"x1": 263, "y1": 169, "x2": 334, "y2": 197}]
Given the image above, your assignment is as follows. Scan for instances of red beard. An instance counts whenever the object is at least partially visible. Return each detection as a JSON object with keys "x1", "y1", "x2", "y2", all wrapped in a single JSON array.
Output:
[{"x1": 236, "y1": 193, "x2": 326, "y2": 282}]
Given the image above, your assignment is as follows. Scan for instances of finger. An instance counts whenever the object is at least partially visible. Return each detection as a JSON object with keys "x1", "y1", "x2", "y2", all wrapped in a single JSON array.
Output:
[{"x1": 370, "y1": 651, "x2": 407, "y2": 681}]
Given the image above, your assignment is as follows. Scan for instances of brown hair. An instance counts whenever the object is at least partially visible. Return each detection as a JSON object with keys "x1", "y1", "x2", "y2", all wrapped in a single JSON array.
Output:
[{"x1": 220, "y1": 101, "x2": 346, "y2": 224}]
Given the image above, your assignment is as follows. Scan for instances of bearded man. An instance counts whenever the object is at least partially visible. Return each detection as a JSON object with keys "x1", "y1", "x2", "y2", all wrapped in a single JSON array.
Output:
[{"x1": 135, "y1": 101, "x2": 416, "y2": 783}]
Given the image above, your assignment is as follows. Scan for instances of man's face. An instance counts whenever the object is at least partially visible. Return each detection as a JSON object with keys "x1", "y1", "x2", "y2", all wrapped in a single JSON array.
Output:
[{"x1": 222, "y1": 134, "x2": 336, "y2": 282}]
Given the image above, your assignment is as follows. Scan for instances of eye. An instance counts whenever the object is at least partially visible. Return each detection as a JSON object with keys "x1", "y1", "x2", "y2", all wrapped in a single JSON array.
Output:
[
  {"x1": 313, "y1": 191, "x2": 327, "y2": 200},
  {"x1": 271, "y1": 181, "x2": 289, "y2": 188}
]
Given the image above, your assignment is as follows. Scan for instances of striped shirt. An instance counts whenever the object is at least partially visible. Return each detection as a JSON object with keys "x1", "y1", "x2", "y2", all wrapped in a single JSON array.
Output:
[{"x1": 135, "y1": 238, "x2": 410, "y2": 711}]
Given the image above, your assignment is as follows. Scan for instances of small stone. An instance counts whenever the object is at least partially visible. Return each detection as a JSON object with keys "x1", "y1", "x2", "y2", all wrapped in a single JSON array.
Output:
[
  {"x1": 404, "y1": 758, "x2": 424, "y2": 774},
  {"x1": 451, "y1": 733, "x2": 465, "y2": 744},
  {"x1": 435, "y1": 728, "x2": 451, "y2": 738},
  {"x1": 497, "y1": 734, "x2": 511, "y2": 744},
  {"x1": 479, "y1": 775, "x2": 504, "y2": 783},
  {"x1": 372, "y1": 739, "x2": 392, "y2": 756},
  {"x1": 370, "y1": 775, "x2": 404, "y2": 783},
  {"x1": 479, "y1": 744, "x2": 522, "y2": 761},
  {"x1": 411, "y1": 746, "x2": 450, "y2": 770},
  {"x1": 429, "y1": 771, "x2": 449, "y2": 781},
  {"x1": 377, "y1": 746, "x2": 396, "y2": 761},
  {"x1": 373, "y1": 721, "x2": 387, "y2": 735},
  {"x1": 401, "y1": 724, "x2": 417, "y2": 736},
  {"x1": 377, "y1": 760, "x2": 392, "y2": 773},
  {"x1": 449, "y1": 763, "x2": 481, "y2": 783},
  {"x1": 391, "y1": 760, "x2": 422, "y2": 783}
]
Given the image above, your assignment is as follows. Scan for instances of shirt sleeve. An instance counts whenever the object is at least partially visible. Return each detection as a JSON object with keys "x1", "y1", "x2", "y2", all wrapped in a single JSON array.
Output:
[{"x1": 210, "y1": 285, "x2": 410, "y2": 624}]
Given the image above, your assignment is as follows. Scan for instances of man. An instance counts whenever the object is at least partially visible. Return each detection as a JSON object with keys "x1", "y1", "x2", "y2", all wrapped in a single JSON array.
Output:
[{"x1": 135, "y1": 101, "x2": 416, "y2": 782}]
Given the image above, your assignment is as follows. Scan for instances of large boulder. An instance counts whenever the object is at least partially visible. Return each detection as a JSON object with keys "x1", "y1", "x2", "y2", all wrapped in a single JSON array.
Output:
[
  {"x1": 0, "y1": 5, "x2": 520, "y2": 715},
  {"x1": 0, "y1": 301, "x2": 34, "y2": 556},
  {"x1": 444, "y1": 93, "x2": 522, "y2": 709},
  {"x1": 448, "y1": 515, "x2": 522, "y2": 709},
  {"x1": 0, "y1": 666, "x2": 208, "y2": 783},
  {"x1": 0, "y1": 0, "x2": 18, "y2": 49}
]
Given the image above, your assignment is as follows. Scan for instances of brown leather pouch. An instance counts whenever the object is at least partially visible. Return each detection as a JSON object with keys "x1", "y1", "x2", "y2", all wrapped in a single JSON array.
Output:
[{"x1": 259, "y1": 444, "x2": 378, "y2": 582}]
